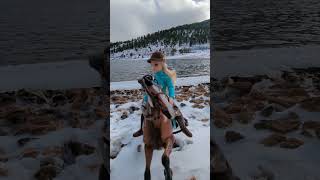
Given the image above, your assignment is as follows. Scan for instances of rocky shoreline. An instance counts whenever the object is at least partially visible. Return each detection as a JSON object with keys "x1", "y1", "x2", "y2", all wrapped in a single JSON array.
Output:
[
  {"x1": 212, "y1": 67, "x2": 320, "y2": 179},
  {"x1": 0, "y1": 87, "x2": 106, "y2": 179}
]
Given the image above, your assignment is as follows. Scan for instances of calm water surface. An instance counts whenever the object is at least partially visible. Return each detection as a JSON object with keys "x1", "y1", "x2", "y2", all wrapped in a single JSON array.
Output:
[{"x1": 110, "y1": 58, "x2": 210, "y2": 82}]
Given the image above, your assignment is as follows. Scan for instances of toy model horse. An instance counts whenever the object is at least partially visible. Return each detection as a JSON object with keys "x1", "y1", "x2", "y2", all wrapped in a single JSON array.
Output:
[{"x1": 138, "y1": 75, "x2": 192, "y2": 180}]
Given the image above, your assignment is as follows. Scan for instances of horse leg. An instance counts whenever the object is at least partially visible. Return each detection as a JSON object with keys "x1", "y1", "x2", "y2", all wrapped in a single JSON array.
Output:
[
  {"x1": 162, "y1": 137, "x2": 173, "y2": 180},
  {"x1": 158, "y1": 111, "x2": 174, "y2": 180},
  {"x1": 144, "y1": 144, "x2": 153, "y2": 180}
]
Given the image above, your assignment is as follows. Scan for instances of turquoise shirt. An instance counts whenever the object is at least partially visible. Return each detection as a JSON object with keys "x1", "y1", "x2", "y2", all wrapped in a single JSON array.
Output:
[{"x1": 143, "y1": 70, "x2": 175, "y2": 102}]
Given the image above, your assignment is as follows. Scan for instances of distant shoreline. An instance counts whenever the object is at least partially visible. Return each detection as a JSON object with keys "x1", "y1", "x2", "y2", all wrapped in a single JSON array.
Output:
[{"x1": 111, "y1": 49, "x2": 210, "y2": 61}]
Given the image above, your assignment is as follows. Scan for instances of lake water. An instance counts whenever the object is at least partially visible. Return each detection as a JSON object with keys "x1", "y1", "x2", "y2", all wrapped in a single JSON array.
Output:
[
  {"x1": 0, "y1": 0, "x2": 107, "y2": 66},
  {"x1": 110, "y1": 58, "x2": 210, "y2": 82},
  {"x1": 213, "y1": 0, "x2": 320, "y2": 51}
]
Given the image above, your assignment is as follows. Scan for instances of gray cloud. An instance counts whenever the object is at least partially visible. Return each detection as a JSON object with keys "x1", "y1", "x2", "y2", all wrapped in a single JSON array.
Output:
[{"x1": 111, "y1": 0, "x2": 210, "y2": 42}]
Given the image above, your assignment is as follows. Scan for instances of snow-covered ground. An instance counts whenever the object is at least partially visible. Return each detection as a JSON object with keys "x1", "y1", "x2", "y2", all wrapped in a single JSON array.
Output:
[
  {"x1": 111, "y1": 44, "x2": 209, "y2": 60},
  {"x1": 212, "y1": 67, "x2": 320, "y2": 179},
  {"x1": 213, "y1": 107, "x2": 320, "y2": 179},
  {"x1": 110, "y1": 78, "x2": 210, "y2": 180},
  {"x1": 0, "y1": 87, "x2": 106, "y2": 180}
]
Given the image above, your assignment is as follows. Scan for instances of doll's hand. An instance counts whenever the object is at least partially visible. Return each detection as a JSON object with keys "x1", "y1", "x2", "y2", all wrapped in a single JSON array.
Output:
[{"x1": 169, "y1": 98, "x2": 174, "y2": 105}]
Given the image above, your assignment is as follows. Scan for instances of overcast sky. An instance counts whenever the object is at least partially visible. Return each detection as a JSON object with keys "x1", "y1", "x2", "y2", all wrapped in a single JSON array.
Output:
[{"x1": 111, "y1": 0, "x2": 210, "y2": 42}]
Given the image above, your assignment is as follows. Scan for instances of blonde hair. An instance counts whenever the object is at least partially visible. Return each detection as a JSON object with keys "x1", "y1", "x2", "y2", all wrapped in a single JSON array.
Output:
[{"x1": 162, "y1": 62, "x2": 177, "y2": 85}]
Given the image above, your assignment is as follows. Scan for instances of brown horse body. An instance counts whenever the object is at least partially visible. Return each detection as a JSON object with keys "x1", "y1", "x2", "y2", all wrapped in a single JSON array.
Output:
[
  {"x1": 138, "y1": 75, "x2": 192, "y2": 180},
  {"x1": 142, "y1": 96, "x2": 175, "y2": 180}
]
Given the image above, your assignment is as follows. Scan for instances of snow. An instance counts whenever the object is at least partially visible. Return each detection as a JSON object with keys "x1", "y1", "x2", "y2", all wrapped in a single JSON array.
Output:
[
  {"x1": 0, "y1": 60, "x2": 100, "y2": 91},
  {"x1": 111, "y1": 75, "x2": 210, "y2": 91},
  {"x1": 211, "y1": 45, "x2": 320, "y2": 179},
  {"x1": 0, "y1": 120, "x2": 105, "y2": 180},
  {"x1": 111, "y1": 43, "x2": 209, "y2": 60},
  {"x1": 110, "y1": 98, "x2": 210, "y2": 180},
  {"x1": 212, "y1": 106, "x2": 320, "y2": 180}
]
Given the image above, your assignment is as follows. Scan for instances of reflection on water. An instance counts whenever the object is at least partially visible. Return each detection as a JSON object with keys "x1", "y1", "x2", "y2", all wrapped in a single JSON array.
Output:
[
  {"x1": 213, "y1": 0, "x2": 320, "y2": 51},
  {"x1": 110, "y1": 58, "x2": 210, "y2": 82}
]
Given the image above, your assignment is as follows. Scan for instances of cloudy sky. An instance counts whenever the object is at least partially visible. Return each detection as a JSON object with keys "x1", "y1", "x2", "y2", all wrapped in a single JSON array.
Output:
[{"x1": 111, "y1": 0, "x2": 210, "y2": 42}]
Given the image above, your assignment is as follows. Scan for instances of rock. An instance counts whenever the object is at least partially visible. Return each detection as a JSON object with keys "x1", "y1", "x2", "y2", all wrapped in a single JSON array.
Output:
[
  {"x1": 38, "y1": 158, "x2": 63, "y2": 178},
  {"x1": 17, "y1": 137, "x2": 38, "y2": 147},
  {"x1": 265, "y1": 95, "x2": 298, "y2": 108},
  {"x1": 302, "y1": 121, "x2": 320, "y2": 130},
  {"x1": 40, "y1": 157, "x2": 63, "y2": 170},
  {"x1": 301, "y1": 129, "x2": 314, "y2": 138},
  {"x1": 69, "y1": 112, "x2": 81, "y2": 128},
  {"x1": 137, "y1": 144, "x2": 142, "y2": 152},
  {"x1": 176, "y1": 95, "x2": 189, "y2": 102},
  {"x1": 249, "y1": 90, "x2": 267, "y2": 101},
  {"x1": 192, "y1": 104, "x2": 205, "y2": 109},
  {"x1": 300, "y1": 97, "x2": 320, "y2": 112},
  {"x1": 35, "y1": 108, "x2": 58, "y2": 116},
  {"x1": 225, "y1": 131, "x2": 244, "y2": 143},
  {"x1": 214, "y1": 107, "x2": 232, "y2": 128},
  {"x1": 120, "y1": 111, "x2": 128, "y2": 119},
  {"x1": 180, "y1": 103, "x2": 186, "y2": 107},
  {"x1": 16, "y1": 89, "x2": 39, "y2": 103},
  {"x1": 228, "y1": 81, "x2": 253, "y2": 94},
  {"x1": 270, "y1": 119, "x2": 301, "y2": 133},
  {"x1": 200, "y1": 118, "x2": 209, "y2": 122},
  {"x1": 260, "y1": 133, "x2": 286, "y2": 147},
  {"x1": 95, "y1": 106, "x2": 107, "y2": 119},
  {"x1": 0, "y1": 93, "x2": 15, "y2": 107},
  {"x1": 288, "y1": 111, "x2": 299, "y2": 120},
  {"x1": 64, "y1": 141, "x2": 95, "y2": 157},
  {"x1": 0, "y1": 166, "x2": 8, "y2": 177},
  {"x1": 272, "y1": 103, "x2": 287, "y2": 112},
  {"x1": 211, "y1": 140, "x2": 238, "y2": 180},
  {"x1": 280, "y1": 138, "x2": 304, "y2": 149},
  {"x1": 42, "y1": 146, "x2": 63, "y2": 157},
  {"x1": 260, "y1": 106, "x2": 274, "y2": 117},
  {"x1": 237, "y1": 110, "x2": 255, "y2": 124},
  {"x1": 22, "y1": 148, "x2": 39, "y2": 158},
  {"x1": 254, "y1": 119, "x2": 301, "y2": 133},
  {"x1": 34, "y1": 165, "x2": 57, "y2": 180},
  {"x1": 111, "y1": 95, "x2": 127, "y2": 104},
  {"x1": 190, "y1": 98, "x2": 205, "y2": 105},
  {"x1": 316, "y1": 128, "x2": 320, "y2": 139},
  {"x1": 52, "y1": 94, "x2": 67, "y2": 106},
  {"x1": 129, "y1": 106, "x2": 139, "y2": 114},
  {"x1": 3, "y1": 106, "x2": 30, "y2": 124},
  {"x1": 224, "y1": 103, "x2": 242, "y2": 114},
  {"x1": 254, "y1": 120, "x2": 272, "y2": 130},
  {"x1": 287, "y1": 88, "x2": 309, "y2": 97},
  {"x1": 15, "y1": 116, "x2": 61, "y2": 135}
]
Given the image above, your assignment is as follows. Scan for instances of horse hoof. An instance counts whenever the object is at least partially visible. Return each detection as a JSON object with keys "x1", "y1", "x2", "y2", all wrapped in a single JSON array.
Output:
[
  {"x1": 164, "y1": 168, "x2": 173, "y2": 180},
  {"x1": 162, "y1": 155, "x2": 172, "y2": 180},
  {"x1": 144, "y1": 168, "x2": 151, "y2": 180}
]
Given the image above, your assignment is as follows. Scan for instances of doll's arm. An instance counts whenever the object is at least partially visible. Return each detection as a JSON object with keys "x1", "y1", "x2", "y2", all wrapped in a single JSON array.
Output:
[{"x1": 167, "y1": 77, "x2": 175, "y2": 99}]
